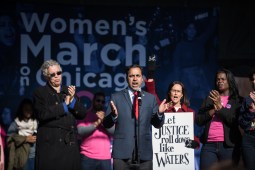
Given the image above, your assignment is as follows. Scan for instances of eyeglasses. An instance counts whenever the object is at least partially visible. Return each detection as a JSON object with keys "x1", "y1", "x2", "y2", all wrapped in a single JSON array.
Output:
[
  {"x1": 170, "y1": 89, "x2": 182, "y2": 93},
  {"x1": 48, "y1": 71, "x2": 62, "y2": 78},
  {"x1": 96, "y1": 99, "x2": 105, "y2": 104}
]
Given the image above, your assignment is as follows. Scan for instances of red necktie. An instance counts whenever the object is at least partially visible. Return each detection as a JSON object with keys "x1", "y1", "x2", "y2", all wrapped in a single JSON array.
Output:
[{"x1": 133, "y1": 91, "x2": 138, "y2": 120}]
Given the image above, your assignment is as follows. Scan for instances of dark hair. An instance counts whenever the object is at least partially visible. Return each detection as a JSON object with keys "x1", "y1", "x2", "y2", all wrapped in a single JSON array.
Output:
[
  {"x1": 249, "y1": 70, "x2": 255, "y2": 81},
  {"x1": 166, "y1": 81, "x2": 190, "y2": 106},
  {"x1": 93, "y1": 92, "x2": 105, "y2": 101},
  {"x1": 215, "y1": 68, "x2": 239, "y2": 100},
  {"x1": 125, "y1": 64, "x2": 143, "y2": 79},
  {"x1": 15, "y1": 98, "x2": 36, "y2": 121}
]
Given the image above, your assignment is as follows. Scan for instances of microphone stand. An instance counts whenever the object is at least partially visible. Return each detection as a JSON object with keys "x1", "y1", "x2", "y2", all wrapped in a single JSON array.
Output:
[{"x1": 137, "y1": 90, "x2": 142, "y2": 164}]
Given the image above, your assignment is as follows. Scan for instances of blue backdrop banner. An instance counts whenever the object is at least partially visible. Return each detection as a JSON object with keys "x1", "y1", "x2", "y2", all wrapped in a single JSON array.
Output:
[{"x1": 0, "y1": 2, "x2": 219, "y2": 126}]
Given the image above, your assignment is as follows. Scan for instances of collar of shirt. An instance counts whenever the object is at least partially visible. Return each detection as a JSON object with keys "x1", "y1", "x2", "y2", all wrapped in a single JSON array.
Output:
[{"x1": 128, "y1": 87, "x2": 135, "y2": 102}]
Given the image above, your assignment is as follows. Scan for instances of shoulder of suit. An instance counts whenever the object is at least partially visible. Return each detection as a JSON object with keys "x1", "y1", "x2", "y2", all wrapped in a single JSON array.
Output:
[
  {"x1": 111, "y1": 89, "x2": 126, "y2": 96},
  {"x1": 142, "y1": 91, "x2": 154, "y2": 98}
]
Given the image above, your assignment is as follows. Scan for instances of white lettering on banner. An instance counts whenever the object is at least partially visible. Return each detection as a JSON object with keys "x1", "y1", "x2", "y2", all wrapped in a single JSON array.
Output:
[
  {"x1": 20, "y1": 13, "x2": 50, "y2": 33},
  {"x1": 20, "y1": 12, "x2": 147, "y2": 36},
  {"x1": 20, "y1": 35, "x2": 51, "y2": 64},
  {"x1": 19, "y1": 11, "x2": 148, "y2": 91},
  {"x1": 50, "y1": 18, "x2": 67, "y2": 33},
  {"x1": 20, "y1": 35, "x2": 146, "y2": 66},
  {"x1": 95, "y1": 20, "x2": 110, "y2": 35},
  {"x1": 20, "y1": 66, "x2": 30, "y2": 86},
  {"x1": 57, "y1": 42, "x2": 78, "y2": 65},
  {"x1": 152, "y1": 112, "x2": 194, "y2": 170},
  {"x1": 35, "y1": 69, "x2": 128, "y2": 91}
]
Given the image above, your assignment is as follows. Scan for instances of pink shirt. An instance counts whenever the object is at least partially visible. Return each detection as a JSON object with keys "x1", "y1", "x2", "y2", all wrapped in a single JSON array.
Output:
[
  {"x1": 77, "y1": 110, "x2": 112, "y2": 160},
  {"x1": 0, "y1": 126, "x2": 6, "y2": 170},
  {"x1": 208, "y1": 96, "x2": 229, "y2": 142}
]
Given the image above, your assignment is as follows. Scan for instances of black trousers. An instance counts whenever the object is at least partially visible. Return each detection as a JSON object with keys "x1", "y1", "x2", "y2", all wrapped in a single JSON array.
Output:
[{"x1": 113, "y1": 158, "x2": 152, "y2": 170}]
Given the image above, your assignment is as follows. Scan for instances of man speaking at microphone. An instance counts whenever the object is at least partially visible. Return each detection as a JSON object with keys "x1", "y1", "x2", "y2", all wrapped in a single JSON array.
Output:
[{"x1": 103, "y1": 64, "x2": 168, "y2": 170}]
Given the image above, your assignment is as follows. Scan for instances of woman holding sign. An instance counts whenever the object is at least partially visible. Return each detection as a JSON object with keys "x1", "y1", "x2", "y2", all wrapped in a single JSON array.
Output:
[
  {"x1": 145, "y1": 56, "x2": 200, "y2": 148},
  {"x1": 145, "y1": 79, "x2": 200, "y2": 148},
  {"x1": 145, "y1": 59, "x2": 201, "y2": 169}
]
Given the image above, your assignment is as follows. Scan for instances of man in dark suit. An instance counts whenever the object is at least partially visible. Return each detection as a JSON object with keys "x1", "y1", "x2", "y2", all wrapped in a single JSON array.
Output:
[
  {"x1": 103, "y1": 64, "x2": 168, "y2": 170},
  {"x1": 33, "y1": 59, "x2": 86, "y2": 170}
]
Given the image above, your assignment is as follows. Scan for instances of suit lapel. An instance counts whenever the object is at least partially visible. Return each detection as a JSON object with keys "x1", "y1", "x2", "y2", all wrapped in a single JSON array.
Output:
[
  {"x1": 140, "y1": 90, "x2": 145, "y2": 103},
  {"x1": 123, "y1": 89, "x2": 133, "y2": 109}
]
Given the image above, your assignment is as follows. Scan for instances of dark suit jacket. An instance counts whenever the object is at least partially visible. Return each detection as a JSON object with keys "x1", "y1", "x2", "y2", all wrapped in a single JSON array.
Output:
[{"x1": 103, "y1": 88, "x2": 164, "y2": 161}]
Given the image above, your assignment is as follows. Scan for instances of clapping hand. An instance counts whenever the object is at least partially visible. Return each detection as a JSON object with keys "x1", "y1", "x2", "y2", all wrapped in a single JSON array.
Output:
[
  {"x1": 110, "y1": 101, "x2": 118, "y2": 117},
  {"x1": 249, "y1": 91, "x2": 255, "y2": 111},
  {"x1": 65, "y1": 85, "x2": 75, "y2": 105},
  {"x1": 94, "y1": 111, "x2": 105, "y2": 128},
  {"x1": 209, "y1": 90, "x2": 222, "y2": 111}
]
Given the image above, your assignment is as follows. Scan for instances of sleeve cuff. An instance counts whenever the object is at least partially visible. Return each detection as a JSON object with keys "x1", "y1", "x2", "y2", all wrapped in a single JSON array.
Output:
[
  {"x1": 112, "y1": 115, "x2": 118, "y2": 121},
  {"x1": 157, "y1": 112, "x2": 164, "y2": 120},
  {"x1": 68, "y1": 98, "x2": 76, "y2": 109},
  {"x1": 63, "y1": 103, "x2": 69, "y2": 114}
]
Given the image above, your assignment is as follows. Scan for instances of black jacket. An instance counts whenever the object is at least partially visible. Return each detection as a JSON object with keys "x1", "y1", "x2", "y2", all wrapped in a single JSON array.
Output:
[
  {"x1": 33, "y1": 83, "x2": 86, "y2": 170},
  {"x1": 195, "y1": 96, "x2": 242, "y2": 147},
  {"x1": 239, "y1": 96, "x2": 255, "y2": 131}
]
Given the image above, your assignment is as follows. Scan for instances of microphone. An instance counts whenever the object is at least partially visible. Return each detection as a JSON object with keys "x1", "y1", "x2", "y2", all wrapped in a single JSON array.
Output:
[{"x1": 137, "y1": 89, "x2": 142, "y2": 106}]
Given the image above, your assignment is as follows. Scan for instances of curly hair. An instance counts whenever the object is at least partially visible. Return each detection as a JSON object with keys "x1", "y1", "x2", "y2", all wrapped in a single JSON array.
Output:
[{"x1": 41, "y1": 59, "x2": 62, "y2": 78}]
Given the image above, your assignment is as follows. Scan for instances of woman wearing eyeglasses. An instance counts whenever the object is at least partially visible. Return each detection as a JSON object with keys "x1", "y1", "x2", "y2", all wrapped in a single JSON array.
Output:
[
  {"x1": 145, "y1": 71, "x2": 201, "y2": 169},
  {"x1": 33, "y1": 59, "x2": 87, "y2": 170},
  {"x1": 145, "y1": 79, "x2": 200, "y2": 148}
]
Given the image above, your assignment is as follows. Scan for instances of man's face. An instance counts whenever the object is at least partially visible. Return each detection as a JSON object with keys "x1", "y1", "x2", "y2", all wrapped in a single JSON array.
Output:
[
  {"x1": 127, "y1": 67, "x2": 143, "y2": 91},
  {"x1": 93, "y1": 96, "x2": 105, "y2": 111}
]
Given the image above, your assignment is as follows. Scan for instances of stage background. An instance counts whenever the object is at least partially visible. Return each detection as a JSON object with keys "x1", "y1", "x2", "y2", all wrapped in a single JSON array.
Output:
[{"x1": 1, "y1": 1, "x2": 255, "y2": 139}]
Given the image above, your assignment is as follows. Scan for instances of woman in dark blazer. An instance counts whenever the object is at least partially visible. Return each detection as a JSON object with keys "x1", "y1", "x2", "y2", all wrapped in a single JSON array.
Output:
[
  {"x1": 195, "y1": 68, "x2": 242, "y2": 170},
  {"x1": 239, "y1": 70, "x2": 255, "y2": 170},
  {"x1": 33, "y1": 59, "x2": 86, "y2": 170}
]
